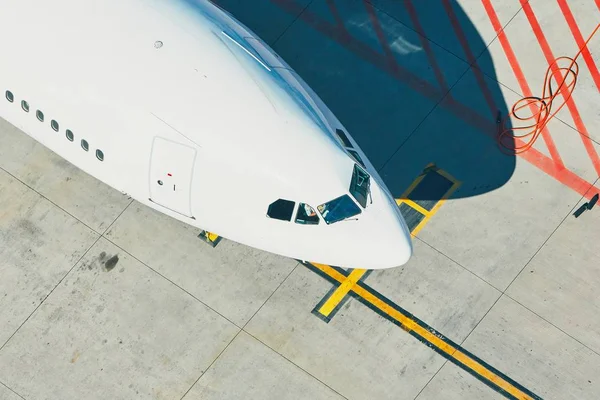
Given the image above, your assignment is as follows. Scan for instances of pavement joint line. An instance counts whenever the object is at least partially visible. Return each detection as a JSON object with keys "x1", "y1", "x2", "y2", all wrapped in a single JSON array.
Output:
[
  {"x1": 272, "y1": 0, "x2": 600, "y2": 202},
  {"x1": 103, "y1": 239, "x2": 243, "y2": 329},
  {"x1": 505, "y1": 293, "x2": 600, "y2": 359},
  {"x1": 302, "y1": 261, "x2": 542, "y2": 400},
  {"x1": 178, "y1": 328, "x2": 244, "y2": 400},
  {"x1": 100, "y1": 198, "x2": 134, "y2": 237},
  {"x1": 446, "y1": 176, "x2": 600, "y2": 400},
  {"x1": 0, "y1": 165, "x2": 103, "y2": 235},
  {"x1": 0, "y1": 233, "x2": 103, "y2": 354},
  {"x1": 412, "y1": 234, "x2": 504, "y2": 293},
  {"x1": 501, "y1": 175, "x2": 600, "y2": 295},
  {"x1": 242, "y1": 330, "x2": 351, "y2": 400},
  {"x1": 0, "y1": 380, "x2": 26, "y2": 400}
]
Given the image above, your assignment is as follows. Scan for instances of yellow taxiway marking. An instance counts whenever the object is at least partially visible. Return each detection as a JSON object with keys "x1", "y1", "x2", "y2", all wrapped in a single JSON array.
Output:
[
  {"x1": 316, "y1": 164, "x2": 460, "y2": 321},
  {"x1": 317, "y1": 268, "x2": 367, "y2": 316},
  {"x1": 308, "y1": 262, "x2": 537, "y2": 400},
  {"x1": 206, "y1": 231, "x2": 220, "y2": 242},
  {"x1": 307, "y1": 165, "x2": 540, "y2": 399}
]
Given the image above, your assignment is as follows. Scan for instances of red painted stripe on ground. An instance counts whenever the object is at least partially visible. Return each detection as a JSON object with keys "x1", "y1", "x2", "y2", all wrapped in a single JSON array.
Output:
[
  {"x1": 520, "y1": 0, "x2": 600, "y2": 177},
  {"x1": 403, "y1": 0, "x2": 452, "y2": 94},
  {"x1": 363, "y1": 0, "x2": 403, "y2": 78},
  {"x1": 270, "y1": 0, "x2": 599, "y2": 199},
  {"x1": 481, "y1": 0, "x2": 565, "y2": 167},
  {"x1": 442, "y1": 0, "x2": 496, "y2": 114},
  {"x1": 556, "y1": 0, "x2": 600, "y2": 97},
  {"x1": 326, "y1": 0, "x2": 347, "y2": 32}
]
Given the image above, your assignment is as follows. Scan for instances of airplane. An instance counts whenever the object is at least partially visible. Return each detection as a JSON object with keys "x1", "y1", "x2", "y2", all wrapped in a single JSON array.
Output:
[{"x1": 0, "y1": 0, "x2": 413, "y2": 269}]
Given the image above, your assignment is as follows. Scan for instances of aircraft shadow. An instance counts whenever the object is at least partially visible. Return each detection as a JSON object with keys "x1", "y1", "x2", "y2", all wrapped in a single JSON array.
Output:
[{"x1": 211, "y1": 0, "x2": 516, "y2": 201}]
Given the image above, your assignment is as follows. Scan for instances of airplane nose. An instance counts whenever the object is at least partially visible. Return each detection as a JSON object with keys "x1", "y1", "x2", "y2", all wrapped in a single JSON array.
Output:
[{"x1": 370, "y1": 183, "x2": 414, "y2": 269}]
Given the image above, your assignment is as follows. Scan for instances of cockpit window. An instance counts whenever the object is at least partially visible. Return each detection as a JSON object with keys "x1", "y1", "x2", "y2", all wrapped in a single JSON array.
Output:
[
  {"x1": 349, "y1": 164, "x2": 371, "y2": 208},
  {"x1": 317, "y1": 195, "x2": 361, "y2": 224},
  {"x1": 267, "y1": 199, "x2": 295, "y2": 221},
  {"x1": 295, "y1": 203, "x2": 319, "y2": 225},
  {"x1": 348, "y1": 149, "x2": 366, "y2": 168}
]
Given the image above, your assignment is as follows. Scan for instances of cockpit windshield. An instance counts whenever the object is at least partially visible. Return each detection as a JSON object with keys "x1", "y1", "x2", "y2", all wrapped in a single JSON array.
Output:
[{"x1": 317, "y1": 194, "x2": 361, "y2": 224}]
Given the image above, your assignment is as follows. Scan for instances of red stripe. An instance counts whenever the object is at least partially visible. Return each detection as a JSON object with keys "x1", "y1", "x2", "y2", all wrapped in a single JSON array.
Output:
[
  {"x1": 556, "y1": 0, "x2": 600, "y2": 97},
  {"x1": 442, "y1": 0, "x2": 495, "y2": 114},
  {"x1": 481, "y1": 0, "x2": 564, "y2": 167},
  {"x1": 403, "y1": 0, "x2": 452, "y2": 94},
  {"x1": 363, "y1": 0, "x2": 402, "y2": 77},
  {"x1": 326, "y1": 0, "x2": 346, "y2": 31},
  {"x1": 270, "y1": 0, "x2": 599, "y2": 199},
  {"x1": 520, "y1": 0, "x2": 600, "y2": 176}
]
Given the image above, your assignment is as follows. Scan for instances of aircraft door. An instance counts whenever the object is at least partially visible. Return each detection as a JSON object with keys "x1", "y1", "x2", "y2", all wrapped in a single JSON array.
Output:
[{"x1": 149, "y1": 136, "x2": 197, "y2": 218}]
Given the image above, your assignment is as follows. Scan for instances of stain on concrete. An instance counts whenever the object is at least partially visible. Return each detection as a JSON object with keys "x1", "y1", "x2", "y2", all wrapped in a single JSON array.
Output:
[
  {"x1": 104, "y1": 255, "x2": 119, "y2": 272},
  {"x1": 71, "y1": 350, "x2": 80, "y2": 363}
]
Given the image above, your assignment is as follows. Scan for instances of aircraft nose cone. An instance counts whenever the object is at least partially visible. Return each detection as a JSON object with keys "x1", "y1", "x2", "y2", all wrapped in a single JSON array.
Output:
[{"x1": 369, "y1": 182, "x2": 414, "y2": 269}]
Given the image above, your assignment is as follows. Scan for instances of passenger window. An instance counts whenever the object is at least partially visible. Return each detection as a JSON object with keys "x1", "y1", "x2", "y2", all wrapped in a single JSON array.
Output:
[
  {"x1": 51, "y1": 120, "x2": 59, "y2": 132},
  {"x1": 5, "y1": 91, "x2": 14, "y2": 103},
  {"x1": 267, "y1": 199, "x2": 295, "y2": 221},
  {"x1": 96, "y1": 149, "x2": 104, "y2": 161},
  {"x1": 66, "y1": 129, "x2": 74, "y2": 141},
  {"x1": 295, "y1": 203, "x2": 319, "y2": 225},
  {"x1": 335, "y1": 128, "x2": 353, "y2": 148},
  {"x1": 21, "y1": 100, "x2": 29, "y2": 112},
  {"x1": 81, "y1": 139, "x2": 89, "y2": 151},
  {"x1": 36, "y1": 110, "x2": 44, "y2": 122}
]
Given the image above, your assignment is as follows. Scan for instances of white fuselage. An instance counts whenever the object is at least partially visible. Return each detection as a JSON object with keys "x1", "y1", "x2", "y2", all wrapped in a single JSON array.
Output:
[{"x1": 0, "y1": 0, "x2": 413, "y2": 269}]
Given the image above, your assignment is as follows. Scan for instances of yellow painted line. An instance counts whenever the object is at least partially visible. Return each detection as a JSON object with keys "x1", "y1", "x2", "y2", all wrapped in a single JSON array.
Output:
[
  {"x1": 317, "y1": 269, "x2": 367, "y2": 316},
  {"x1": 310, "y1": 262, "x2": 535, "y2": 400},
  {"x1": 315, "y1": 164, "x2": 461, "y2": 319},
  {"x1": 399, "y1": 199, "x2": 430, "y2": 216},
  {"x1": 206, "y1": 231, "x2": 220, "y2": 242},
  {"x1": 397, "y1": 166, "x2": 462, "y2": 237},
  {"x1": 397, "y1": 163, "x2": 434, "y2": 199},
  {"x1": 308, "y1": 167, "x2": 538, "y2": 399}
]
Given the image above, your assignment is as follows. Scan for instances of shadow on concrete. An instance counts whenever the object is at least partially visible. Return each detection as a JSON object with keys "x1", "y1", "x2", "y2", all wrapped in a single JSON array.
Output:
[{"x1": 212, "y1": 0, "x2": 516, "y2": 200}]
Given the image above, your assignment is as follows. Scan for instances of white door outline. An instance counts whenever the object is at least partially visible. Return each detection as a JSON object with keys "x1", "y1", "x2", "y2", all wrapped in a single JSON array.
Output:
[{"x1": 148, "y1": 136, "x2": 197, "y2": 219}]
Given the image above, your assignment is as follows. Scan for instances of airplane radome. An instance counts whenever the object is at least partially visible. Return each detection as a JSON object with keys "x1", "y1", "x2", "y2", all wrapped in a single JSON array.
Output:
[{"x1": 0, "y1": 0, "x2": 413, "y2": 270}]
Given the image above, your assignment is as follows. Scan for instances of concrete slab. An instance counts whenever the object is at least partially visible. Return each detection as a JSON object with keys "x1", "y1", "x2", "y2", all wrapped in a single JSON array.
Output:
[
  {"x1": 462, "y1": 295, "x2": 600, "y2": 400},
  {"x1": 0, "y1": 1, "x2": 599, "y2": 399},
  {"x1": 506, "y1": 187, "x2": 600, "y2": 354},
  {"x1": 355, "y1": 238, "x2": 501, "y2": 341},
  {"x1": 271, "y1": 0, "x2": 470, "y2": 170},
  {"x1": 0, "y1": 237, "x2": 239, "y2": 400},
  {"x1": 415, "y1": 362, "x2": 503, "y2": 400},
  {"x1": 183, "y1": 331, "x2": 344, "y2": 400},
  {"x1": 0, "y1": 117, "x2": 132, "y2": 233},
  {"x1": 104, "y1": 202, "x2": 298, "y2": 327},
  {"x1": 246, "y1": 265, "x2": 447, "y2": 400},
  {"x1": 367, "y1": 0, "x2": 523, "y2": 62},
  {"x1": 0, "y1": 169, "x2": 98, "y2": 346},
  {"x1": 381, "y1": 67, "x2": 599, "y2": 290},
  {"x1": 0, "y1": 383, "x2": 24, "y2": 400},
  {"x1": 476, "y1": 0, "x2": 600, "y2": 143},
  {"x1": 244, "y1": 239, "x2": 502, "y2": 400}
]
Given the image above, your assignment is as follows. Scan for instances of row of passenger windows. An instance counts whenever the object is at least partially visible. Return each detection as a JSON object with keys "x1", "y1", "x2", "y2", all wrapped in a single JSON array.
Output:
[{"x1": 5, "y1": 90, "x2": 104, "y2": 161}]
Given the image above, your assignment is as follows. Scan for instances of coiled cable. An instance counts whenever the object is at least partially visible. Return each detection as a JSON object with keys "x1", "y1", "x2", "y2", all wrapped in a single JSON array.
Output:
[{"x1": 497, "y1": 23, "x2": 600, "y2": 154}]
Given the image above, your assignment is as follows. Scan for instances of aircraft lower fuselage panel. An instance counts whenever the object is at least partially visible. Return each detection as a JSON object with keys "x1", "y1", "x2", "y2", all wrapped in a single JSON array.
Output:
[{"x1": 149, "y1": 136, "x2": 197, "y2": 218}]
